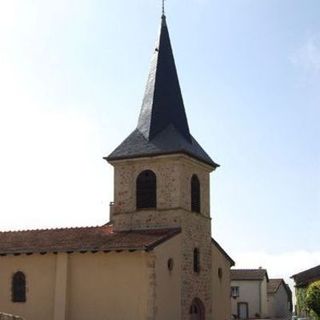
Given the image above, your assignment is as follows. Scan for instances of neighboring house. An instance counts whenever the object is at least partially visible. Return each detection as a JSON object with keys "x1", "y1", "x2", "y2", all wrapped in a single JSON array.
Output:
[
  {"x1": 291, "y1": 265, "x2": 320, "y2": 318},
  {"x1": 0, "y1": 12, "x2": 234, "y2": 320},
  {"x1": 267, "y1": 278, "x2": 292, "y2": 319},
  {"x1": 231, "y1": 269, "x2": 269, "y2": 319}
]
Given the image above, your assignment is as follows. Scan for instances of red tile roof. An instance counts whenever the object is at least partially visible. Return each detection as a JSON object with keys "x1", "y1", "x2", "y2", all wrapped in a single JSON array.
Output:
[
  {"x1": 0, "y1": 225, "x2": 181, "y2": 255},
  {"x1": 231, "y1": 269, "x2": 269, "y2": 281}
]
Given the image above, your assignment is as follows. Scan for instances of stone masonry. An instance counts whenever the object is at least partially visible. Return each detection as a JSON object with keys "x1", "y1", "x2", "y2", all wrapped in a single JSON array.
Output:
[{"x1": 109, "y1": 153, "x2": 216, "y2": 319}]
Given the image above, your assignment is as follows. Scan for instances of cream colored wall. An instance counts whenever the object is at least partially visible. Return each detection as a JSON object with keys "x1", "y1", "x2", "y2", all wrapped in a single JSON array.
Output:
[
  {"x1": 231, "y1": 280, "x2": 261, "y2": 318},
  {"x1": 153, "y1": 234, "x2": 182, "y2": 320},
  {"x1": 67, "y1": 251, "x2": 151, "y2": 320},
  {"x1": 0, "y1": 251, "x2": 154, "y2": 320},
  {"x1": 211, "y1": 245, "x2": 232, "y2": 320},
  {"x1": 0, "y1": 254, "x2": 56, "y2": 320}
]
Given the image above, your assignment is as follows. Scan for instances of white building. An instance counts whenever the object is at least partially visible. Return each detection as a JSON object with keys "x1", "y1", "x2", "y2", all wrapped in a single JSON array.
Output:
[{"x1": 231, "y1": 269, "x2": 269, "y2": 319}]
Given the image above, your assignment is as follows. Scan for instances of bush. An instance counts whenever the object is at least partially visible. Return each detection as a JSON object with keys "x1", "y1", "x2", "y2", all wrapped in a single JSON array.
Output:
[{"x1": 306, "y1": 280, "x2": 320, "y2": 318}]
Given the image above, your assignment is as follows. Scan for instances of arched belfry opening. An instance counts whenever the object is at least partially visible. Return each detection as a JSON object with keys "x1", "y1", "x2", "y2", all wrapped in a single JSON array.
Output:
[
  {"x1": 191, "y1": 175, "x2": 201, "y2": 213},
  {"x1": 12, "y1": 271, "x2": 26, "y2": 303},
  {"x1": 190, "y1": 298, "x2": 205, "y2": 320},
  {"x1": 136, "y1": 170, "x2": 157, "y2": 209}
]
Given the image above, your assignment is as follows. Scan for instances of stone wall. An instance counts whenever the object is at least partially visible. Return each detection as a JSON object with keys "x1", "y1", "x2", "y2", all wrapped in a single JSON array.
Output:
[
  {"x1": 110, "y1": 154, "x2": 213, "y2": 231},
  {"x1": 0, "y1": 313, "x2": 24, "y2": 320},
  {"x1": 109, "y1": 153, "x2": 215, "y2": 319}
]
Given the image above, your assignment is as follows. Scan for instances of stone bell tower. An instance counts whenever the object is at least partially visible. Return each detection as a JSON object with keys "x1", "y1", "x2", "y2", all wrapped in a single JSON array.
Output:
[{"x1": 105, "y1": 14, "x2": 219, "y2": 320}]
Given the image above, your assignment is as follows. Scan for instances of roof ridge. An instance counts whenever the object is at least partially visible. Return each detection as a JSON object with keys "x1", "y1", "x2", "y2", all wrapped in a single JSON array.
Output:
[
  {"x1": 0, "y1": 225, "x2": 105, "y2": 234},
  {"x1": 231, "y1": 268, "x2": 267, "y2": 271}
]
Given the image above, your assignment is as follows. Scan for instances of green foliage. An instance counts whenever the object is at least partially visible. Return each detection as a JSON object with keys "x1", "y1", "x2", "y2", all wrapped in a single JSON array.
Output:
[
  {"x1": 296, "y1": 287, "x2": 308, "y2": 314},
  {"x1": 306, "y1": 281, "x2": 320, "y2": 318}
]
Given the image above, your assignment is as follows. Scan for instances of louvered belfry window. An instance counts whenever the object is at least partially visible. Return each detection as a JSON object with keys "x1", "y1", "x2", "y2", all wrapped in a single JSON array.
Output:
[
  {"x1": 136, "y1": 170, "x2": 157, "y2": 209},
  {"x1": 12, "y1": 271, "x2": 26, "y2": 302},
  {"x1": 191, "y1": 175, "x2": 200, "y2": 213}
]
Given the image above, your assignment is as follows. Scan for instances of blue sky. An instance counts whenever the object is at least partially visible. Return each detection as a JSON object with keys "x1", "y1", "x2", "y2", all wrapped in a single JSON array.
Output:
[{"x1": 0, "y1": 0, "x2": 319, "y2": 283}]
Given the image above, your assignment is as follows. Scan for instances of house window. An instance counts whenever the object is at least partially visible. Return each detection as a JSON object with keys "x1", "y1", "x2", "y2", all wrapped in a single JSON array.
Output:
[
  {"x1": 193, "y1": 248, "x2": 200, "y2": 273},
  {"x1": 136, "y1": 170, "x2": 157, "y2": 209},
  {"x1": 12, "y1": 271, "x2": 26, "y2": 303},
  {"x1": 231, "y1": 286, "x2": 239, "y2": 298},
  {"x1": 191, "y1": 175, "x2": 200, "y2": 213}
]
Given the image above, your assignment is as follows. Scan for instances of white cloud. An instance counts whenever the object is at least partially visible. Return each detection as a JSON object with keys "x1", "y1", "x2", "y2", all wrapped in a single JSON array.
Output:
[{"x1": 291, "y1": 34, "x2": 320, "y2": 75}]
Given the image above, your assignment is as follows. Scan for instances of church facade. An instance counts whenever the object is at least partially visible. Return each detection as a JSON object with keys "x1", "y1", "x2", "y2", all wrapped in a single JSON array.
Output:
[{"x1": 0, "y1": 14, "x2": 234, "y2": 320}]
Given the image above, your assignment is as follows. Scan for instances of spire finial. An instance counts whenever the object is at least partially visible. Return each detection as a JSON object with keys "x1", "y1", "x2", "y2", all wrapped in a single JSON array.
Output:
[{"x1": 162, "y1": 0, "x2": 166, "y2": 16}]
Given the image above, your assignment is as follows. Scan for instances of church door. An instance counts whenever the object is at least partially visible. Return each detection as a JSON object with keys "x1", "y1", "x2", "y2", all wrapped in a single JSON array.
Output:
[{"x1": 190, "y1": 298, "x2": 205, "y2": 320}]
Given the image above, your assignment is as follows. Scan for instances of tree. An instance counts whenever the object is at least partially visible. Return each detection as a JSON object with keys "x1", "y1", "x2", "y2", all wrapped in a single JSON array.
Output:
[{"x1": 306, "y1": 281, "x2": 320, "y2": 319}]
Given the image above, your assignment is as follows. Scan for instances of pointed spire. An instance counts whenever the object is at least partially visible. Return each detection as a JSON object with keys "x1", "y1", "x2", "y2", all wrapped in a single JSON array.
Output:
[
  {"x1": 106, "y1": 14, "x2": 218, "y2": 168},
  {"x1": 137, "y1": 14, "x2": 191, "y2": 142}
]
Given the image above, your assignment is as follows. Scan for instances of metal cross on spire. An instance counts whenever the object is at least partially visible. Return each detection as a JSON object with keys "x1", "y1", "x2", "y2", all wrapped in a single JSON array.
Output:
[{"x1": 162, "y1": 0, "x2": 166, "y2": 16}]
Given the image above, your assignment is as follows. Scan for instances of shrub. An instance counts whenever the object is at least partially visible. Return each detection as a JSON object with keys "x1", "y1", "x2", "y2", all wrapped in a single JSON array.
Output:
[{"x1": 306, "y1": 281, "x2": 320, "y2": 319}]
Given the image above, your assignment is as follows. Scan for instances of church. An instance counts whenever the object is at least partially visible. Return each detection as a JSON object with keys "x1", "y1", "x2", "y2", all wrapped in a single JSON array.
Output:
[{"x1": 0, "y1": 12, "x2": 234, "y2": 320}]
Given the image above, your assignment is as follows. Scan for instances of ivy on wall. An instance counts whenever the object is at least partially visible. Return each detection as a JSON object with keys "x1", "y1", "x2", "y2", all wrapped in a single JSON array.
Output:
[
  {"x1": 306, "y1": 281, "x2": 320, "y2": 320},
  {"x1": 296, "y1": 287, "x2": 308, "y2": 315},
  {"x1": 296, "y1": 284, "x2": 320, "y2": 320}
]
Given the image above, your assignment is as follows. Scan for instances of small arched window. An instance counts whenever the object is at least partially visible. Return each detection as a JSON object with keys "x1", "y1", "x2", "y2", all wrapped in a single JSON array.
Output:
[
  {"x1": 12, "y1": 271, "x2": 26, "y2": 303},
  {"x1": 193, "y1": 248, "x2": 200, "y2": 273},
  {"x1": 191, "y1": 175, "x2": 200, "y2": 213},
  {"x1": 136, "y1": 170, "x2": 157, "y2": 209}
]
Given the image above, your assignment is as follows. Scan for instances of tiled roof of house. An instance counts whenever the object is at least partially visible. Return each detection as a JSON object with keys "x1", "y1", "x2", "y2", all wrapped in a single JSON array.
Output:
[
  {"x1": 0, "y1": 225, "x2": 181, "y2": 255},
  {"x1": 231, "y1": 269, "x2": 269, "y2": 281},
  {"x1": 268, "y1": 278, "x2": 292, "y2": 305},
  {"x1": 291, "y1": 265, "x2": 320, "y2": 287},
  {"x1": 268, "y1": 278, "x2": 283, "y2": 294}
]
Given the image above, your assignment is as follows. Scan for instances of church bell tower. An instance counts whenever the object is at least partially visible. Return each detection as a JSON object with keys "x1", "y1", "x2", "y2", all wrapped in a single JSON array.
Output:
[{"x1": 105, "y1": 13, "x2": 219, "y2": 319}]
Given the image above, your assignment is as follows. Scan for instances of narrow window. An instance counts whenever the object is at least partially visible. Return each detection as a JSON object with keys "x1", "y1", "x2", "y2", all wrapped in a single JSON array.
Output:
[
  {"x1": 136, "y1": 170, "x2": 157, "y2": 209},
  {"x1": 193, "y1": 248, "x2": 200, "y2": 273},
  {"x1": 191, "y1": 175, "x2": 200, "y2": 213},
  {"x1": 231, "y1": 286, "x2": 240, "y2": 298},
  {"x1": 12, "y1": 271, "x2": 26, "y2": 303}
]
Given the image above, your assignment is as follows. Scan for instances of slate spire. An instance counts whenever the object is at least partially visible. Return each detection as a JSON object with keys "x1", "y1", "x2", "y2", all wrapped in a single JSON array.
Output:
[
  {"x1": 106, "y1": 15, "x2": 218, "y2": 168},
  {"x1": 137, "y1": 14, "x2": 191, "y2": 142}
]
